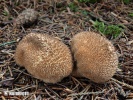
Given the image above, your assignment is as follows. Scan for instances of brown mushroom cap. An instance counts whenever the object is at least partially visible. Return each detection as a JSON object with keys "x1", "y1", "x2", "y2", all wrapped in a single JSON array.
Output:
[
  {"x1": 71, "y1": 31, "x2": 118, "y2": 83},
  {"x1": 15, "y1": 33, "x2": 73, "y2": 83}
]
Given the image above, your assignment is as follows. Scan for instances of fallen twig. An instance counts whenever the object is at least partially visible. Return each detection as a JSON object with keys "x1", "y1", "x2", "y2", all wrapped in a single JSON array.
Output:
[
  {"x1": 0, "y1": 41, "x2": 16, "y2": 47},
  {"x1": 111, "y1": 78, "x2": 133, "y2": 90},
  {"x1": 0, "y1": 78, "x2": 14, "y2": 84},
  {"x1": 68, "y1": 90, "x2": 105, "y2": 96}
]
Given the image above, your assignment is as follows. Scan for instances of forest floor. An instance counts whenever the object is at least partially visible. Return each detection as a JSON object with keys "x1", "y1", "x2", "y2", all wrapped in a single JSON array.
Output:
[{"x1": 0, "y1": 0, "x2": 133, "y2": 99}]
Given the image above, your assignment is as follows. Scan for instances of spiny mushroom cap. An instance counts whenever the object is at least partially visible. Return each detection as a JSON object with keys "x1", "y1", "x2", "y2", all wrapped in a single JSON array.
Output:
[
  {"x1": 13, "y1": 8, "x2": 38, "y2": 28},
  {"x1": 15, "y1": 33, "x2": 73, "y2": 83},
  {"x1": 71, "y1": 31, "x2": 118, "y2": 83}
]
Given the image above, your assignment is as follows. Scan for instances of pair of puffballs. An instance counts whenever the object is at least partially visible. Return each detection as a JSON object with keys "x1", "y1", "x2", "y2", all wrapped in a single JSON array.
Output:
[{"x1": 15, "y1": 32, "x2": 118, "y2": 83}]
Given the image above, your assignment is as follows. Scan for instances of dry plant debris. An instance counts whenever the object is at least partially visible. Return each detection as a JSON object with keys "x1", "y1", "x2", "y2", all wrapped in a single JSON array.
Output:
[
  {"x1": 0, "y1": 0, "x2": 133, "y2": 99},
  {"x1": 71, "y1": 31, "x2": 118, "y2": 83},
  {"x1": 15, "y1": 33, "x2": 73, "y2": 83}
]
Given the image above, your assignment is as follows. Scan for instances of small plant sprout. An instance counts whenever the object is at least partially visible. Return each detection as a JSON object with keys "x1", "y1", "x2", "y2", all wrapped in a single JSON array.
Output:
[{"x1": 93, "y1": 20, "x2": 123, "y2": 39}]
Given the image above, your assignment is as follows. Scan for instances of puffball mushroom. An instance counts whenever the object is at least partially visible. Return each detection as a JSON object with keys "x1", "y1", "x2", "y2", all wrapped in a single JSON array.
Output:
[
  {"x1": 13, "y1": 9, "x2": 38, "y2": 28},
  {"x1": 15, "y1": 33, "x2": 73, "y2": 83},
  {"x1": 71, "y1": 31, "x2": 118, "y2": 83}
]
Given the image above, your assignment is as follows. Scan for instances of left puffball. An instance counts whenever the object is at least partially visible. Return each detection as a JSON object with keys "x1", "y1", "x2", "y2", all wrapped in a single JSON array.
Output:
[{"x1": 14, "y1": 33, "x2": 73, "y2": 83}]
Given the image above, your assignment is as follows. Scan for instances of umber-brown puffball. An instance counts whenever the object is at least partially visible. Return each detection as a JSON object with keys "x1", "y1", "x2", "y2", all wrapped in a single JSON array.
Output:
[
  {"x1": 71, "y1": 32, "x2": 118, "y2": 83},
  {"x1": 13, "y1": 9, "x2": 38, "y2": 28},
  {"x1": 15, "y1": 33, "x2": 73, "y2": 83}
]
